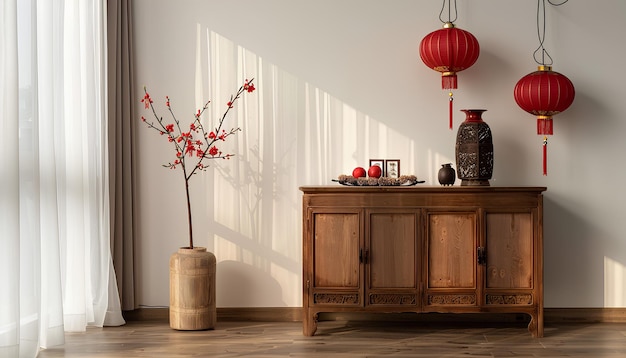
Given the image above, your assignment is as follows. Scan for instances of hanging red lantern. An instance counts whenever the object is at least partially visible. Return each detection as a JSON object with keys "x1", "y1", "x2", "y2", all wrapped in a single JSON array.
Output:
[
  {"x1": 514, "y1": 0, "x2": 574, "y2": 176},
  {"x1": 420, "y1": 22, "x2": 480, "y2": 129},
  {"x1": 514, "y1": 65, "x2": 575, "y2": 175}
]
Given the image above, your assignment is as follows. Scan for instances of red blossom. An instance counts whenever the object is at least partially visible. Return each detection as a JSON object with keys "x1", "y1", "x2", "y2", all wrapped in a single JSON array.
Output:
[
  {"x1": 165, "y1": 124, "x2": 174, "y2": 133},
  {"x1": 208, "y1": 131, "x2": 216, "y2": 139},
  {"x1": 141, "y1": 92, "x2": 153, "y2": 109},
  {"x1": 244, "y1": 80, "x2": 256, "y2": 93},
  {"x1": 166, "y1": 96, "x2": 170, "y2": 107},
  {"x1": 196, "y1": 149, "x2": 204, "y2": 157},
  {"x1": 209, "y1": 146, "x2": 219, "y2": 156},
  {"x1": 227, "y1": 101, "x2": 233, "y2": 108}
]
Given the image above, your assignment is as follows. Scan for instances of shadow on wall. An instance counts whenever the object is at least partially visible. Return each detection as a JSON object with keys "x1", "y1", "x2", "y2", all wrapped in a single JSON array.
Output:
[
  {"x1": 543, "y1": 195, "x2": 626, "y2": 307},
  {"x1": 217, "y1": 260, "x2": 286, "y2": 307},
  {"x1": 543, "y1": 195, "x2": 598, "y2": 307}
]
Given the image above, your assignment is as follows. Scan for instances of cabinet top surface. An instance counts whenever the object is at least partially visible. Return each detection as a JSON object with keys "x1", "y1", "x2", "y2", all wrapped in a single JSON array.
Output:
[{"x1": 299, "y1": 185, "x2": 547, "y2": 194}]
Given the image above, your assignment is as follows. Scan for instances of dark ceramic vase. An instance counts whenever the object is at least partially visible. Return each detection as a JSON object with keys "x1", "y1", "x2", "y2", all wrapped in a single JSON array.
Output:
[
  {"x1": 438, "y1": 163, "x2": 456, "y2": 186},
  {"x1": 455, "y1": 109, "x2": 493, "y2": 186}
]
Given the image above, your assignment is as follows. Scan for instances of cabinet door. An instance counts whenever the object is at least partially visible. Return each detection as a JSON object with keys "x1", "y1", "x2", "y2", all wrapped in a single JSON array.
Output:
[
  {"x1": 310, "y1": 211, "x2": 362, "y2": 306},
  {"x1": 367, "y1": 211, "x2": 418, "y2": 306},
  {"x1": 485, "y1": 212, "x2": 534, "y2": 304},
  {"x1": 426, "y1": 212, "x2": 477, "y2": 306}
]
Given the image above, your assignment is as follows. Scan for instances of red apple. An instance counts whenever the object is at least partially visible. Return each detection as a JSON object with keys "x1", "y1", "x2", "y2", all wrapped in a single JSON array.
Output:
[
  {"x1": 368, "y1": 165, "x2": 382, "y2": 178},
  {"x1": 352, "y1": 167, "x2": 367, "y2": 178}
]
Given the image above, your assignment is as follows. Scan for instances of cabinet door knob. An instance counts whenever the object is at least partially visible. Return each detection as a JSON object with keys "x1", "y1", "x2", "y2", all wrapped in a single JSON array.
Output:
[
  {"x1": 359, "y1": 249, "x2": 369, "y2": 264},
  {"x1": 477, "y1": 247, "x2": 487, "y2": 265}
]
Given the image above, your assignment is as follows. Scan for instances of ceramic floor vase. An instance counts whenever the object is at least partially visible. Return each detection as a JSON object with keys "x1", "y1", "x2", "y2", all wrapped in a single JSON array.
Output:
[{"x1": 169, "y1": 247, "x2": 216, "y2": 330}]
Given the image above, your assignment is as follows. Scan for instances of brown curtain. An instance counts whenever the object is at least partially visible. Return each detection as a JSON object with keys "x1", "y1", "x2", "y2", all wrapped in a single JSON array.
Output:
[{"x1": 107, "y1": 0, "x2": 136, "y2": 311}]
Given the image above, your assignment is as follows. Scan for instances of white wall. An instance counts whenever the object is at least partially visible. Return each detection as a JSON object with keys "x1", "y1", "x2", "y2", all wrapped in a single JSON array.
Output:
[{"x1": 132, "y1": 0, "x2": 626, "y2": 309}]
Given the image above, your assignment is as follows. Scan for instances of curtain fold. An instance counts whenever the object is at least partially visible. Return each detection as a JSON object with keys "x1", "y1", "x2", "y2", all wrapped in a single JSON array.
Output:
[
  {"x1": 0, "y1": 0, "x2": 124, "y2": 356},
  {"x1": 0, "y1": 1, "x2": 22, "y2": 357},
  {"x1": 107, "y1": 0, "x2": 136, "y2": 312}
]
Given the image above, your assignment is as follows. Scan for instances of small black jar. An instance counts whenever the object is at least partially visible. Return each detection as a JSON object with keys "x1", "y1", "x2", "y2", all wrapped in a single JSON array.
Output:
[{"x1": 438, "y1": 163, "x2": 456, "y2": 186}]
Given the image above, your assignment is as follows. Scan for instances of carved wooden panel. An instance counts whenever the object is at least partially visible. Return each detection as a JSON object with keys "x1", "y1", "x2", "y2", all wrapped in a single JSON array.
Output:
[
  {"x1": 313, "y1": 213, "x2": 360, "y2": 288},
  {"x1": 428, "y1": 294, "x2": 476, "y2": 305},
  {"x1": 369, "y1": 293, "x2": 416, "y2": 305},
  {"x1": 314, "y1": 293, "x2": 360, "y2": 304},
  {"x1": 486, "y1": 213, "x2": 533, "y2": 289},
  {"x1": 427, "y1": 213, "x2": 476, "y2": 288},
  {"x1": 369, "y1": 212, "x2": 416, "y2": 289},
  {"x1": 486, "y1": 294, "x2": 533, "y2": 305}
]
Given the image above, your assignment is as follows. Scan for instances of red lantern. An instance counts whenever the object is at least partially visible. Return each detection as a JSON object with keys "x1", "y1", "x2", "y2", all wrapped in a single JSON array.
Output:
[
  {"x1": 420, "y1": 22, "x2": 480, "y2": 129},
  {"x1": 514, "y1": 65, "x2": 575, "y2": 175}
]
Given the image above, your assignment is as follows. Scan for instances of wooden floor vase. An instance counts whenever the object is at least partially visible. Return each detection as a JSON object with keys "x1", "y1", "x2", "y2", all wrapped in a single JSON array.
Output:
[{"x1": 169, "y1": 247, "x2": 216, "y2": 330}]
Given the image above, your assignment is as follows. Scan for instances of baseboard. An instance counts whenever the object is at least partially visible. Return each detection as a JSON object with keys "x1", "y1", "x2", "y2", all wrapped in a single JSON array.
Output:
[
  {"x1": 217, "y1": 307, "x2": 302, "y2": 322},
  {"x1": 544, "y1": 308, "x2": 626, "y2": 323},
  {"x1": 123, "y1": 307, "x2": 302, "y2": 323},
  {"x1": 123, "y1": 307, "x2": 626, "y2": 324}
]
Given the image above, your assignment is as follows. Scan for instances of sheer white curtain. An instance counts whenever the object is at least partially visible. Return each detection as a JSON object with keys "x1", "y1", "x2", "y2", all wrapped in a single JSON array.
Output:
[{"x1": 0, "y1": 0, "x2": 124, "y2": 357}]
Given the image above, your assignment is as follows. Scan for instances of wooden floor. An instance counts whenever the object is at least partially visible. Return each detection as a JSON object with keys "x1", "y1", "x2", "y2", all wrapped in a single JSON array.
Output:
[{"x1": 38, "y1": 319, "x2": 626, "y2": 357}]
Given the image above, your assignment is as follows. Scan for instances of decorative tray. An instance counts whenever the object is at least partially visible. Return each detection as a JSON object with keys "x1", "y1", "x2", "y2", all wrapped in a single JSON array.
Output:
[{"x1": 333, "y1": 175, "x2": 425, "y2": 186}]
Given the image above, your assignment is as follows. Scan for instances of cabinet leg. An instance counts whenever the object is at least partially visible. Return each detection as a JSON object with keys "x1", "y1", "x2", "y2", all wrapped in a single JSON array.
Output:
[
  {"x1": 527, "y1": 311, "x2": 544, "y2": 338},
  {"x1": 303, "y1": 312, "x2": 318, "y2": 336}
]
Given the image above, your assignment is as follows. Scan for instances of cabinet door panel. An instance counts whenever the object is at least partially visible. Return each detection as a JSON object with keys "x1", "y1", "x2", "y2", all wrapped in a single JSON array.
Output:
[
  {"x1": 369, "y1": 213, "x2": 416, "y2": 289},
  {"x1": 427, "y1": 213, "x2": 476, "y2": 288},
  {"x1": 313, "y1": 213, "x2": 360, "y2": 288},
  {"x1": 486, "y1": 212, "x2": 533, "y2": 289}
]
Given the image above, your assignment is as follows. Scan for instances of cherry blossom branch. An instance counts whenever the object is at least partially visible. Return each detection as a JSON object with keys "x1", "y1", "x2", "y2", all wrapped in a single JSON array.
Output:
[{"x1": 140, "y1": 78, "x2": 256, "y2": 249}]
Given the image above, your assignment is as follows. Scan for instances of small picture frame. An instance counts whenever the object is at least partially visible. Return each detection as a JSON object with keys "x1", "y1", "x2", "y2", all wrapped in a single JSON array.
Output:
[
  {"x1": 385, "y1": 159, "x2": 400, "y2": 178},
  {"x1": 369, "y1": 159, "x2": 385, "y2": 177}
]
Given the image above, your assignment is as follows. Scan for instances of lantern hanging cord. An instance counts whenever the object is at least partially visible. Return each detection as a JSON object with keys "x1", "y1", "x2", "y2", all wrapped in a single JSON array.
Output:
[
  {"x1": 439, "y1": 0, "x2": 458, "y2": 24},
  {"x1": 533, "y1": 0, "x2": 569, "y2": 66}
]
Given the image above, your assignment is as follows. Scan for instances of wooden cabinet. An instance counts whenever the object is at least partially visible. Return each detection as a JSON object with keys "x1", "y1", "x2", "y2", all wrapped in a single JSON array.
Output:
[{"x1": 301, "y1": 186, "x2": 546, "y2": 337}]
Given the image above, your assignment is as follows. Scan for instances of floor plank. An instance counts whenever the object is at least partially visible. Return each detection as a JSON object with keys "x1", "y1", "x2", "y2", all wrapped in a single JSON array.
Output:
[{"x1": 38, "y1": 320, "x2": 626, "y2": 357}]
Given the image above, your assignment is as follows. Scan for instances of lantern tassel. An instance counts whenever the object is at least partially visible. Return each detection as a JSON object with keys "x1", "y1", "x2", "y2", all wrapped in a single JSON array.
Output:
[
  {"x1": 448, "y1": 92, "x2": 453, "y2": 129},
  {"x1": 542, "y1": 136, "x2": 548, "y2": 176}
]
